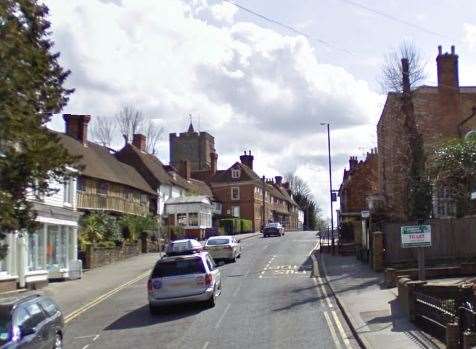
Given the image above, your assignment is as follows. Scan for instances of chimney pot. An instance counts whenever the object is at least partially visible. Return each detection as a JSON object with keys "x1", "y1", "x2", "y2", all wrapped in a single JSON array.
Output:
[
  {"x1": 437, "y1": 45, "x2": 459, "y2": 90},
  {"x1": 63, "y1": 114, "x2": 91, "y2": 144},
  {"x1": 240, "y1": 151, "x2": 254, "y2": 170},
  {"x1": 451, "y1": 45, "x2": 455, "y2": 54},
  {"x1": 275, "y1": 176, "x2": 283, "y2": 185},
  {"x1": 438, "y1": 45, "x2": 442, "y2": 55}
]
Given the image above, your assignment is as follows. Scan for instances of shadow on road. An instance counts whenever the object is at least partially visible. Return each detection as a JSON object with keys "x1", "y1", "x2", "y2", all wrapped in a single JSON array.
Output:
[{"x1": 104, "y1": 303, "x2": 205, "y2": 330}]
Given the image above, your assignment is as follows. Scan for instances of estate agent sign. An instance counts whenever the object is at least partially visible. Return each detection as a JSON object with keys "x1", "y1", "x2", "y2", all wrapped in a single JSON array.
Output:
[{"x1": 401, "y1": 225, "x2": 431, "y2": 249}]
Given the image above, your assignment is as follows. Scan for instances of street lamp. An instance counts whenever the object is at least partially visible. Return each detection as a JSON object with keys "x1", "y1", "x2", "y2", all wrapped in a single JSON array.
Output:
[{"x1": 320, "y1": 122, "x2": 335, "y2": 251}]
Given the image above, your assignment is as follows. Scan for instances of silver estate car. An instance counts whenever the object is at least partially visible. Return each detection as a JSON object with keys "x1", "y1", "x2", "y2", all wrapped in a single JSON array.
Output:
[
  {"x1": 147, "y1": 252, "x2": 221, "y2": 313},
  {"x1": 204, "y1": 236, "x2": 241, "y2": 262}
]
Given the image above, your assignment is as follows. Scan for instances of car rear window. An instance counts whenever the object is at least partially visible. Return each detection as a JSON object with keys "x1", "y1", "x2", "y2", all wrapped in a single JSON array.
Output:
[
  {"x1": 206, "y1": 238, "x2": 230, "y2": 245},
  {"x1": 152, "y1": 258, "x2": 206, "y2": 278}
]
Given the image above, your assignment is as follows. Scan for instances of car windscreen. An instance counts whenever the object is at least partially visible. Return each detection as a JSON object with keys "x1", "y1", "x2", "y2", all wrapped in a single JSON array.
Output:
[
  {"x1": 206, "y1": 238, "x2": 230, "y2": 245},
  {"x1": 152, "y1": 258, "x2": 206, "y2": 278},
  {"x1": 0, "y1": 307, "x2": 11, "y2": 345}
]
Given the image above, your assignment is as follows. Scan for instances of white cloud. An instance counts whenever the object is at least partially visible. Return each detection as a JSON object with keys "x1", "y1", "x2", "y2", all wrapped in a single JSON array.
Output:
[
  {"x1": 464, "y1": 23, "x2": 476, "y2": 50},
  {"x1": 45, "y1": 0, "x2": 383, "y2": 222}
]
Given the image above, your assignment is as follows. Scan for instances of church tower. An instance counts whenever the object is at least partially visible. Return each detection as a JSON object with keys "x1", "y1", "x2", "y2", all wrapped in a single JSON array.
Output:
[{"x1": 169, "y1": 120, "x2": 217, "y2": 173}]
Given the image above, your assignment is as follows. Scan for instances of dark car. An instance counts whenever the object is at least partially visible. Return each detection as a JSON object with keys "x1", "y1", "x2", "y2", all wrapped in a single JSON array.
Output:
[
  {"x1": 0, "y1": 294, "x2": 64, "y2": 349},
  {"x1": 262, "y1": 222, "x2": 285, "y2": 237}
]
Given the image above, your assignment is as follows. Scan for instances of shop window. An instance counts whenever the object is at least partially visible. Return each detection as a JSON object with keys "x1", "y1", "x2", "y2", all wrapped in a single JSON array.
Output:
[
  {"x1": 28, "y1": 225, "x2": 45, "y2": 271},
  {"x1": 189, "y1": 213, "x2": 198, "y2": 227},
  {"x1": 97, "y1": 182, "x2": 109, "y2": 196},
  {"x1": 231, "y1": 187, "x2": 240, "y2": 201},
  {"x1": 47, "y1": 225, "x2": 68, "y2": 269},
  {"x1": 177, "y1": 213, "x2": 187, "y2": 227}
]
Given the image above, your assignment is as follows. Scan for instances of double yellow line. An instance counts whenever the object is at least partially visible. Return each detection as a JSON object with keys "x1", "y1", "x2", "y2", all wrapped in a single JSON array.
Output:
[{"x1": 64, "y1": 271, "x2": 150, "y2": 324}]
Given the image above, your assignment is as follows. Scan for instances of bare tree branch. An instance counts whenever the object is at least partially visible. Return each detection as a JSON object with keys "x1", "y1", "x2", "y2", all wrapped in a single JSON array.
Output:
[
  {"x1": 284, "y1": 173, "x2": 312, "y2": 201},
  {"x1": 90, "y1": 116, "x2": 115, "y2": 147},
  {"x1": 144, "y1": 119, "x2": 164, "y2": 155},
  {"x1": 379, "y1": 41, "x2": 426, "y2": 93},
  {"x1": 115, "y1": 105, "x2": 145, "y2": 143}
]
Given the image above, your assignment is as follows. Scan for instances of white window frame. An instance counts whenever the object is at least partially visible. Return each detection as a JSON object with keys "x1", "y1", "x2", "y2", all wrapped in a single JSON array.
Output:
[
  {"x1": 232, "y1": 205, "x2": 240, "y2": 218},
  {"x1": 231, "y1": 169, "x2": 240, "y2": 179},
  {"x1": 432, "y1": 185, "x2": 456, "y2": 218},
  {"x1": 63, "y1": 178, "x2": 73, "y2": 206},
  {"x1": 231, "y1": 187, "x2": 240, "y2": 201}
]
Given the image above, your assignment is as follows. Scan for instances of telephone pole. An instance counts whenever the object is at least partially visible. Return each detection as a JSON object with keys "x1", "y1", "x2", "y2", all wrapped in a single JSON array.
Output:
[{"x1": 321, "y1": 123, "x2": 334, "y2": 250}]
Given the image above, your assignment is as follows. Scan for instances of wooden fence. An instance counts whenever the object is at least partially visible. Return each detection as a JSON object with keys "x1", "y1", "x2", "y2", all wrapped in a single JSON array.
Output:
[{"x1": 383, "y1": 217, "x2": 476, "y2": 266}]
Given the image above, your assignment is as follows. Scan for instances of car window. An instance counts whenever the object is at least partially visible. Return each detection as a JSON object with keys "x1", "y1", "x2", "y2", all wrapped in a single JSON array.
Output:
[
  {"x1": 0, "y1": 308, "x2": 12, "y2": 345},
  {"x1": 24, "y1": 303, "x2": 46, "y2": 329},
  {"x1": 13, "y1": 307, "x2": 30, "y2": 328},
  {"x1": 152, "y1": 258, "x2": 206, "y2": 278},
  {"x1": 206, "y1": 238, "x2": 230, "y2": 245},
  {"x1": 38, "y1": 298, "x2": 58, "y2": 317},
  {"x1": 206, "y1": 256, "x2": 216, "y2": 271}
]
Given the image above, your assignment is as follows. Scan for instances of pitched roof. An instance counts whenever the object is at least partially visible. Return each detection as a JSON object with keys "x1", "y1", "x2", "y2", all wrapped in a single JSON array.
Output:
[
  {"x1": 121, "y1": 143, "x2": 171, "y2": 185},
  {"x1": 165, "y1": 195, "x2": 210, "y2": 205},
  {"x1": 57, "y1": 133, "x2": 156, "y2": 195},
  {"x1": 163, "y1": 167, "x2": 214, "y2": 198},
  {"x1": 209, "y1": 162, "x2": 261, "y2": 183}
]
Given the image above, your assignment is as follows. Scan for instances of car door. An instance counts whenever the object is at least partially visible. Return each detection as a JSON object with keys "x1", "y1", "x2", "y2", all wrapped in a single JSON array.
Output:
[
  {"x1": 14, "y1": 303, "x2": 47, "y2": 349},
  {"x1": 206, "y1": 255, "x2": 220, "y2": 290},
  {"x1": 38, "y1": 298, "x2": 62, "y2": 347}
]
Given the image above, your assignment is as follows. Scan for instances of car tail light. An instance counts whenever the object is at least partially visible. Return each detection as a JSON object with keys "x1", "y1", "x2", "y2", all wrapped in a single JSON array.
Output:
[
  {"x1": 224, "y1": 246, "x2": 232, "y2": 250},
  {"x1": 148, "y1": 279, "x2": 162, "y2": 291},
  {"x1": 147, "y1": 279, "x2": 153, "y2": 292},
  {"x1": 205, "y1": 273, "x2": 213, "y2": 286}
]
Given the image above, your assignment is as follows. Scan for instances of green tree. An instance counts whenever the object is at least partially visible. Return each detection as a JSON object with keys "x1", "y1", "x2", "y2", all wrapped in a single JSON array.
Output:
[
  {"x1": 0, "y1": 1, "x2": 77, "y2": 258},
  {"x1": 428, "y1": 138, "x2": 476, "y2": 217}
]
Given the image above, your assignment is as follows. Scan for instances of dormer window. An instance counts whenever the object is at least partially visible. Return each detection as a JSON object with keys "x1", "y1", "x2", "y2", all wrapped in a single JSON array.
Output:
[{"x1": 231, "y1": 168, "x2": 241, "y2": 179}]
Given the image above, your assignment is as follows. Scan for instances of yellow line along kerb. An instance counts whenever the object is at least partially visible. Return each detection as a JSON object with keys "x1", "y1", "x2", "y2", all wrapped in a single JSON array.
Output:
[{"x1": 64, "y1": 271, "x2": 150, "y2": 324}]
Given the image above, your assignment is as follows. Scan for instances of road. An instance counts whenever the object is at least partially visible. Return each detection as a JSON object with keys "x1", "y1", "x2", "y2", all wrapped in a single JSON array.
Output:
[{"x1": 63, "y1": 231, "x2": 357, "y2": 349}]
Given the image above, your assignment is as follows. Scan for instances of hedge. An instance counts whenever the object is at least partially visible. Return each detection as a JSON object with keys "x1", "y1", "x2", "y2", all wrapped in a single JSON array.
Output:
[{"x1": 219, "y1": 218, "x2": 253, "y2": 235}]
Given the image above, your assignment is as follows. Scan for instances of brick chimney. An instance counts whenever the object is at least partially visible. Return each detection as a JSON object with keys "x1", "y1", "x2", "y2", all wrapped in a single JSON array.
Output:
[
  {"x1": 132, "y1": 133, "x2": 146, "y2": 152},
  {"x1": 436, "y1": 45, "x2": 460, "y2": 134},
  {"x1": 63, "y1": 114, "x2": 91, "y2": 144},
  {"x1": 401, "y1": 58, "x2": 411, "y2": 95},
  {"x1": 240, "y1": 150, "x2": 254, "y2": 170},
  {"x1": 178, "y1": 160, "x2": 191, "y2": 180},
  {"x1": 275, "y1": 176, "x2": 283, "y2": 185},
  {"x1": 210, "y1": 152, "x2": 218, "y2": 175},
  {"x1": 349, "y1": 156, "x2": 358, "y2": 170}
]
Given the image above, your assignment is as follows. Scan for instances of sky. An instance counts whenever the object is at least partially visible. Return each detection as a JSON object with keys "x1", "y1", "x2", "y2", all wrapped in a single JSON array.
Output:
[{"x1": 44, "y1": 0, "x2": 476, "y2": 224}]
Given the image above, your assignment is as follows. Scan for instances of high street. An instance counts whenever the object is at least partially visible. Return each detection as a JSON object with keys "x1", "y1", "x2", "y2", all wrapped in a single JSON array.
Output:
[{"x1": 62, "y1": 231, "x2": 357, "y2": 349}]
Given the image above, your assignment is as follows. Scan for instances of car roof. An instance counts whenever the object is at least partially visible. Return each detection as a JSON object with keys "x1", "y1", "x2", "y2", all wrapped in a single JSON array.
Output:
[
  {"x1": 159, "y1": 251, "x2": 208, "y2": 262},
  {"x1": 207, "y1": 235, "x2": 232, "y2": 240}
]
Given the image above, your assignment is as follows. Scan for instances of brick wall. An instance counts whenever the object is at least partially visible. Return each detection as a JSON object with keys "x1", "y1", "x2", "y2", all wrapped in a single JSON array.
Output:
[
  {"x1": 84, "y1": 243, "x2": 141, "y2": 269},
  {"x1": 212, "y1": 184, "x2": 257, "y2": 229}
]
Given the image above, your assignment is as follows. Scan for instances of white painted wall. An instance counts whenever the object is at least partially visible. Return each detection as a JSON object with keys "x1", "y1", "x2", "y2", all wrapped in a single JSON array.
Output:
[{"x1": 27, "y1": 176, "x2": 77, "y2": 210}]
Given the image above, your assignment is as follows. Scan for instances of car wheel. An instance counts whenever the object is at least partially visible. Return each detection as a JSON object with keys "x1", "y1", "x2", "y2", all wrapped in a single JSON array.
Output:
[
  {"x1": 149, "y1": 304, "x2": 160, "y2": 315},
  {"x1": 207, "y1": 289, "x2": 216, "y2": 308},
  {"x1": 53, "y1": 332, "x2": 63, "y2": 349}
]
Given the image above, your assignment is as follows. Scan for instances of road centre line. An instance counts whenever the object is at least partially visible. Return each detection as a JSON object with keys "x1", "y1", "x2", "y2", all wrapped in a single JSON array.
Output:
[
  {"x1": 323, "y1": 311, "x2": 342, "y2": 349},
  {"x1": 318, "y1": 276, "x2": 333, "y2": 309},
  {"x1": 331, "y1": 310, "x2": 352, "y2": 348},
  {"x1": 64, "y1": 271, "x2": 150, "y2": 324},
  {"x1": 215, "y1": 303, "x2": 231, "y2": 329}
]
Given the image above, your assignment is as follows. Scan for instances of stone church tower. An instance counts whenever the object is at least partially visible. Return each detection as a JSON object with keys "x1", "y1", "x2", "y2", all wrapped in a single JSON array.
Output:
[{"x1": 169, "y1": 121, "x2": 217, "y2": 172}]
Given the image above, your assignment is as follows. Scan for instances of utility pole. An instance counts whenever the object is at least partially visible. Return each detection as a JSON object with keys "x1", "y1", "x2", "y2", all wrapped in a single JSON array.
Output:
[
  {"x1": 321, "y1": 123, "x2": 334, "y2": 251},
  {"x1": 261, "y1": 176, "x2": 266, "y2": 231}
]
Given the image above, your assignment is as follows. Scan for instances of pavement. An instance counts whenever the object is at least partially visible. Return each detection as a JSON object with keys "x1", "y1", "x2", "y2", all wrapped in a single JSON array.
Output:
[
  {"x1": 42, "y1": 231, "x2": 357, "y2": 349},
  {"x1": 316, "y1": 251, "x2": 445, "y2": 349}
]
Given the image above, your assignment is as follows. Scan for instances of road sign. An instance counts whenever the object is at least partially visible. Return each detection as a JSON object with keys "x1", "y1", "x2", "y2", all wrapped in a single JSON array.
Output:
[
  {"x1": 361, "y1": 210, "x2": 370, "y2": 218},
  {"x1": 401, "y1": 225, "x2": 431, "y2": 249}
]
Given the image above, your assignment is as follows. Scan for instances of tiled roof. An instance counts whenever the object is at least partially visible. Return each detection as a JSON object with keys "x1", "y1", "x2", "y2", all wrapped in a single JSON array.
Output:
[
  {"x1": 125, "y1": 144, "x2": 172, "y2": 185},
  {"x1": 57, "y1": 133, "x2": 156, "y2": 195},
  {"x1": 209, "y1": 162, "x2": 261, "y2": 183}
]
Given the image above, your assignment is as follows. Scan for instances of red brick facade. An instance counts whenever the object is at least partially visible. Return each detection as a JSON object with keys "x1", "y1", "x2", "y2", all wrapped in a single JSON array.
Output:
[{"x1": 377, "y1": 46, "x2": 476, "y2": 220}]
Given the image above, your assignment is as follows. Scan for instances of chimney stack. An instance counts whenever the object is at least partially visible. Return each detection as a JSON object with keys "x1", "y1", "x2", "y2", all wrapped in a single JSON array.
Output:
[
  {"x1": 240, "y1": 150, "x2": 254, "y2": 170},
  {"x1": 437, "y1": 45, "x2": 459, "y2": 91},
  {"x1": 349, "y1": 156, "x2": 358, "y2": 170},
  {"x1": 275, "y1": 176, "x2": 283, "y2": 185},
  {"x1": 178, "y1": 160, "x2": 191, "y2": 180},
  {"x1": 132, "y1": 134, "x2": 146, "y2": 152},
  {"x1": 63, "y1": 114, "x2": 91, "y2": 144}
]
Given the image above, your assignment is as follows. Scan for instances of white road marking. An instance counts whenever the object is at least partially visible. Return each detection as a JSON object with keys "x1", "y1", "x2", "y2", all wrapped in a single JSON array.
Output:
[
  {"x1": 81, "y1": 345, "x2": 89, "y2": 349},
  {"x1": 308, "y1": 241, "x2": 320, "y2": 256},
  {"x1": 232, "y1": 283, "x2": 242, "y2": 297},
  {"x1": 318, "y1": 276, "x2": 333, "y2": 309},
  {"x1": 74, "y1": 335, "x2": 97, "y2": 339},
  {"x1": 331, "y1": 310, "x2": 351, "y2": 347},
  {"x1": 215, "y1": 303, "x2": 231, "y2": 329},
  {"x1": 202, "y1": 341, "x2": 209, "y2": 349},
  {"x1": 92, "y1": 335, "x2": 100, "y2": 342},
  {"x1": 323, "y1": 311, "x2": 342, "y2": 349}
]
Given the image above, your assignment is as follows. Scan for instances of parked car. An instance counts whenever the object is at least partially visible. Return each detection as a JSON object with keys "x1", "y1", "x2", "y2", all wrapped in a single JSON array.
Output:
[
  {"x1": 263, "y1": 222, "x2": 285, "y2": 237},
  {"x1": 148, "y1": 251, "x2": 222, "y2": 313},
  {"x1": 0, "y1": 294, "x2": 64, "y2": 349},
  {"x1": 204, "y1": 236, "x2": 241, "y2": 262},
  {"x1": 165, "y1": 239, "x2": 203, "y2": 256}
]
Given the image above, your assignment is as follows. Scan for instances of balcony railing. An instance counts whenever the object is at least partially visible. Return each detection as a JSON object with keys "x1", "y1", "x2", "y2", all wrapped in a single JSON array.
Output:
[{"x1": 77, "y1": 192, "x2": 149, "y2": 216}]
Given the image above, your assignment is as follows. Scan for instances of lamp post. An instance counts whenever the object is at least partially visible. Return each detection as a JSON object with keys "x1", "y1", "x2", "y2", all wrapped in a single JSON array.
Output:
[{"x1": 321, "y1": 123, "x2": 334, "y2": 251}]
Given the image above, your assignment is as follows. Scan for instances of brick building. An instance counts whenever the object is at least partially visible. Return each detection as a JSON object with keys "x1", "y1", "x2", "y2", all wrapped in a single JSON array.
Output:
[
  {"x1": 338, "y1": 149, "x2": 378, "y2": 246},
  {"x1": 377, "y1": 46, "x2": 476, "y2": 221}
]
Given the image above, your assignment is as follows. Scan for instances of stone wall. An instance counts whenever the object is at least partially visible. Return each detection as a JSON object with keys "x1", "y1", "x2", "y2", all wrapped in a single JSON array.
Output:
[{"x1": 83, "y1": 243, "x2": 141, "y2": 269}]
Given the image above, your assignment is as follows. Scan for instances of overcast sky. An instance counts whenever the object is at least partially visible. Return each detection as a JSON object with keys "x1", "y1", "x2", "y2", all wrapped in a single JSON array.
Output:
[{"x1": 45, "y1": 0, "x2": 476, "y2": 224}]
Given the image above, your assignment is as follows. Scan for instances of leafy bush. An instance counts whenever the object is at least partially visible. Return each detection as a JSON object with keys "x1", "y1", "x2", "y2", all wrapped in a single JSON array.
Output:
[
  {"x1": 119, "y1": 215, "x2": 158, "y2": 242},
  {"x1": 240, "y1": 219, "x2": 252, "y2": 233}
]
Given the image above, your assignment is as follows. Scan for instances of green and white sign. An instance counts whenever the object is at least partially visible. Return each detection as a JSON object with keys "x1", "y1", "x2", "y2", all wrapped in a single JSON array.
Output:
[{"x1": 401, "y1": 225, "x2": 431, "y2": 248}]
